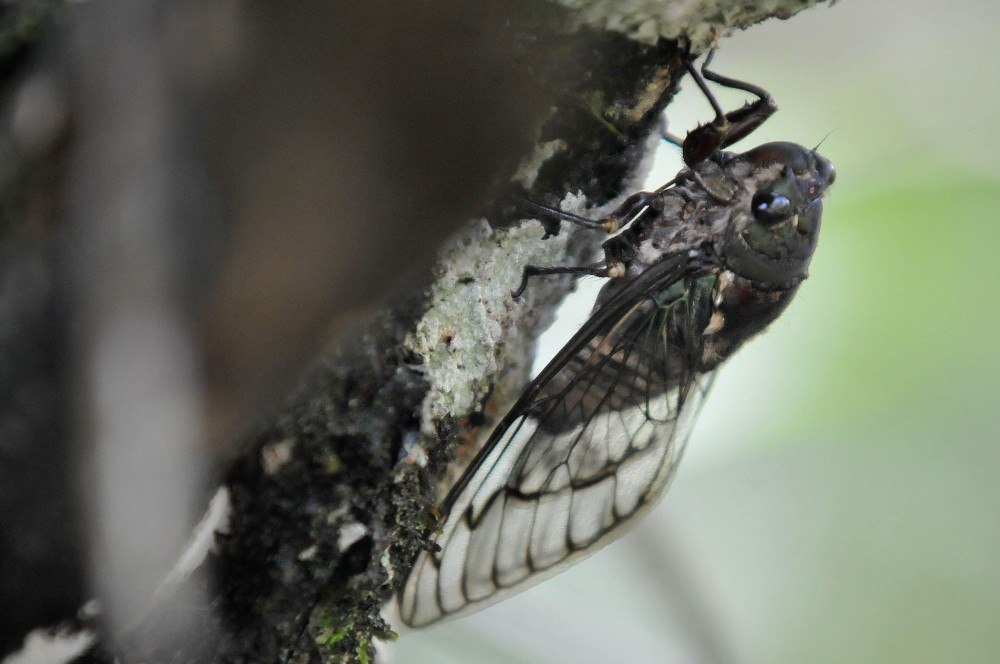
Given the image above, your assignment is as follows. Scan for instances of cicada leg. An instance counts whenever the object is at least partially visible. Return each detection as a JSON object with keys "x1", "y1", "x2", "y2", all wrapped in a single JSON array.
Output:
[
  {"x1": 515, "y1": 197, "x2": 610, "y2": 237},
  {"x1": 512, "y1": 262, "x2": 626, "y2": 299},
  {"x1": 511, "y1": 185, "x2": 671, "y2": 297},
  {"x1": 515, "y1": 184, "x2": 663, "y2": 239},
  {"x1": 680, "y1": 50, "x2": 778, "y2": 167},
  {"x1": 659, "y1": 114, "x2": 685, "y2": 149}
]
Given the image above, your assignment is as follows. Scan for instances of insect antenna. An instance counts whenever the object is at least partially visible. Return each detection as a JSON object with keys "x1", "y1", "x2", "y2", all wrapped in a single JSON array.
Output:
[{"x1": 812, "y1": 128, "x2": 836, "y2": 151}]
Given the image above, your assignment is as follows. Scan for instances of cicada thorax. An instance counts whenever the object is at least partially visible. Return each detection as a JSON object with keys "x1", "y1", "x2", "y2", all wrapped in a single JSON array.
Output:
[
  {"x1": 525, "y1": 146, "x2": 827, "y2": 438},
  {"x1": 619, "y1": 153, "x2": 827, "y2": 372}
]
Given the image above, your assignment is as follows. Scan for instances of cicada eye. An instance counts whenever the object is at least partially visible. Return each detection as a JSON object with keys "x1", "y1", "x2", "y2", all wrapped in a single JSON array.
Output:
[{"x1": 751, "y1": 191, "x2": 793, "y2": 225}]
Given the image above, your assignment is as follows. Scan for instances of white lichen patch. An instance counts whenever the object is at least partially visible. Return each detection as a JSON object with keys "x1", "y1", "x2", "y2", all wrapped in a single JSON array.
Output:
[
  {"x1": 407, "y1": 217, "x2": 578, "y2": 430},
  {"x1": 380, "y1": 547, "x2": 395, "y2": 584},
  {"x1": 404, "y1": 443, "x2": 428, "y2": 468},
  {"x1": 552, "y1": 0, "x2": 826, "y2": 48},
  {"x1": 261, "y1": 438, "x2": 295, "y2": 475},
  {"x1": 512, "y1": 139, "x2": 565, "y2": 189},
  {"x1": 325, "y1": 504, "x2": 350, "y2": 524},
  {"x1": 397, "y1": 429, "x2": 428, "y2": 469},
  {"x1": 337, "y1": 521, "x2": 369, "y2": 552}
]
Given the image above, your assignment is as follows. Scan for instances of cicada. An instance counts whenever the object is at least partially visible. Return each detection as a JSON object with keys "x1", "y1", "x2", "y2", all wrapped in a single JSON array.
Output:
[{"x1": 399, "y1": 53, "x2": 836, "y2": 627}]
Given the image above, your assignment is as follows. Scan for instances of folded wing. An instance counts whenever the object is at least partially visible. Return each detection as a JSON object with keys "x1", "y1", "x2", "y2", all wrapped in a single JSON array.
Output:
[{"x1": 400, "y1": 257, "x2": 715, "y2": 627}]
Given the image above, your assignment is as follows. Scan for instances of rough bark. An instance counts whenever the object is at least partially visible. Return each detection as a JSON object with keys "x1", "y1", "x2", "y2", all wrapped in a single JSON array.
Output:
[{"x1": 0, "y1": 1, "x2": 828, "y2": 662}]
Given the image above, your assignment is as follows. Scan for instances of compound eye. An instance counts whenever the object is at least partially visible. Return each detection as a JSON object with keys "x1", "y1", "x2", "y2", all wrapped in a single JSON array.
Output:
[{"x1": 751, "y1": 191, "x2": 793, "y2": 225}]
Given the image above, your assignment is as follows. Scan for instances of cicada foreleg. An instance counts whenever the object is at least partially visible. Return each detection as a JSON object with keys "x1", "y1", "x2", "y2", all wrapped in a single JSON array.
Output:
[{"x1": 680, "y1": 50, "x2": 778, "y2": 167}]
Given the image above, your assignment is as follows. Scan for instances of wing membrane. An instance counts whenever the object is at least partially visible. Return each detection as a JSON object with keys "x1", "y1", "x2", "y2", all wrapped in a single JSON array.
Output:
[{"x1": 400, "y1": 257, "x2": 716, "y2": 627}]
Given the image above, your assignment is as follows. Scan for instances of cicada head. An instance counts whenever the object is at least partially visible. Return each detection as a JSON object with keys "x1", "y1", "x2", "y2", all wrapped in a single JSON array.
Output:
[{"x1": 719, "y1": 141, "x2": 835, "y2": 288}]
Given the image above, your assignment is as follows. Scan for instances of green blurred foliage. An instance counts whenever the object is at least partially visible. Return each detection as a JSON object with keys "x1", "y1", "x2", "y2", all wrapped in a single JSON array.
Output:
[
  {"x1": 765, "y1": 173, "x2": 1000, "y2": 664},
  {"x1": 726, "y1": 2, "x2": 1000, "y2": 658}
]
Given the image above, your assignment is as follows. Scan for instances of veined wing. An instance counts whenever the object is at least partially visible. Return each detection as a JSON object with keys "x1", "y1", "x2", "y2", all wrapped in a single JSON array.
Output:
[{"x1": 399, "y1": 256, "x2": 716, "y2": 627}]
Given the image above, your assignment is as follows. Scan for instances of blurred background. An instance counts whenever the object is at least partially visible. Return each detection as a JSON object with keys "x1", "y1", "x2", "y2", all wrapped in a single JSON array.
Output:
[{"x1": 401, "y1": 0, "x2": 1000, "y2": 661}]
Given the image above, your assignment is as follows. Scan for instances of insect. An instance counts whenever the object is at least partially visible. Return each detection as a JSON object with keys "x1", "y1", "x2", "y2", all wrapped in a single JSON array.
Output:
[{"x1": 398, "y1": 52, "x2": 836, "y2": 627}]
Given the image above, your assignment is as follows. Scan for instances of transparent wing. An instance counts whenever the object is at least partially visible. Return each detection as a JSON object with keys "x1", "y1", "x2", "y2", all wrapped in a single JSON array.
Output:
[{"x1": 399, "y1": 257, "x2": 716, "y2": 627}]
